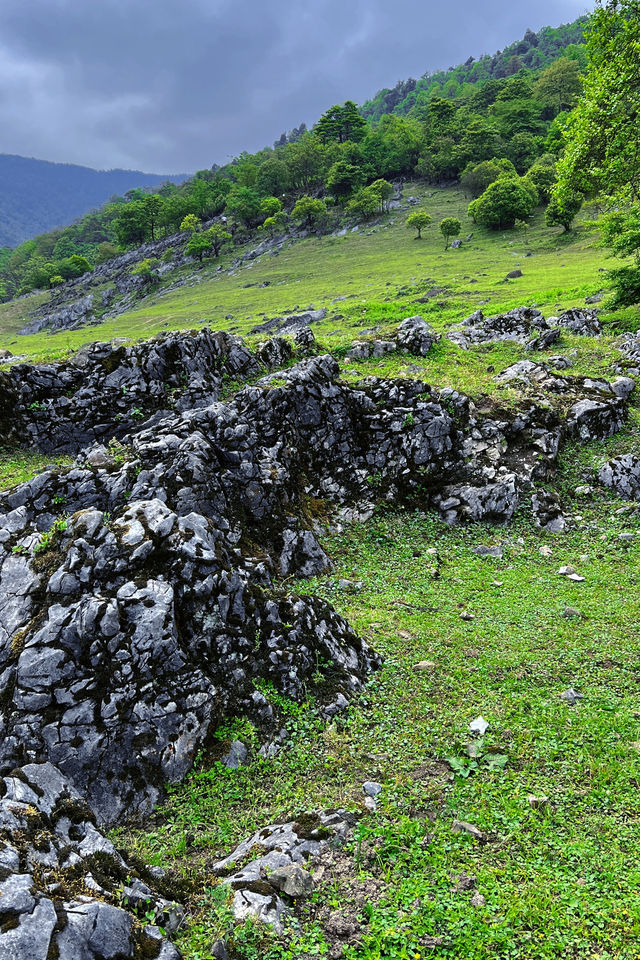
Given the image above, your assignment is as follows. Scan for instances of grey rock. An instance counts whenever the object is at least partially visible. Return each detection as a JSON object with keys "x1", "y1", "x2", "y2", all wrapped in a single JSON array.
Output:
[
  {"x1": 599, "y1": 454, "x2": 640, "y2": 500},
  {"x1": 268, "y1": 863, "x2": 314, "y2": 897},
  {"x1": 221, "y1": 740, "x2": 248, "y2": 770},
  {"x1": 363, "y1": 781, "x2": 383, "y2": 798}
]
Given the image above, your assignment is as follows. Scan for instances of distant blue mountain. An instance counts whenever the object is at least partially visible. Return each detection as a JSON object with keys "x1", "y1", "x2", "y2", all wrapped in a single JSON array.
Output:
[{"x1": 0, "y1": 154, "x2": 188, "y2": 248}]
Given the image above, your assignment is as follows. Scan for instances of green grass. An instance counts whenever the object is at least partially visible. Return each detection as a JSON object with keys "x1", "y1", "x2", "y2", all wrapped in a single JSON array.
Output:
[
  {"x1": 0, "y1": 185, "x2": 634, "y2": 366},
  {"x1": 0, "y1": 445, "x2": 72, "y2": 492}
]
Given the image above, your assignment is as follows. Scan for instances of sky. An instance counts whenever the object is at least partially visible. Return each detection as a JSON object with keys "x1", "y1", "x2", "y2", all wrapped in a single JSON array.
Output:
[{"x1": 0, "y1": 0, "x2": 593, "y2": 175}]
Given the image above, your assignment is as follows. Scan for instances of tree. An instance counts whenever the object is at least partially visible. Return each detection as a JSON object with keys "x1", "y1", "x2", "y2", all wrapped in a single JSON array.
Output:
[
  {"x1": 347, "y1": 187, "x2": 380, "y2": 220},
  {"x1": 262, "y1": 211, "x2": 289, "y2": 236},
  {"x1": 534, "y1": 57, "x2": 582, "y2": 116},
  {"x1": 256, "y1": 158, "x2": 290, "y2": 196},
  {"x1": 525, "y1": 156, "x2": 557, "y2": 203},
  {"x1": 225, "y1": 186, "x2": 262, "y2": 226},
  {"x1": 206, "y1": 224, "x2": 232, "y2": 257},
  {"x1": 186, "y1": 232, "x2": 213, "y2": 261},
  {"x1": 545, "y1": 191, "x2": 583, "y2": 232},
  {"x1": 316, "y1": 101, "x2": 367, "y2": 143},
  {"x1": 440, "y1": 217, "x2": 462, "y2": 249},
  {"x1": 180, "y1": 213, "x2": 200, "y2": 234},
  {"x1": 291, "y1": 196, "x2": 327, "y2": 229},
  {"x1": 460, "y1": 159, "x2": 515, "y2": 199},
  {"x1": 471, "y1": 178, "x2": 537, "y2": 229},
  {"x1": 326, "y1": 161, "x2": 363, "y2": 201},
  {"x1": 259, "y1": 196, "x2": 282, "y2": 220},
  {"x1": 369, "y1": 179, "x2": 394, "y2": 212},
  {"x1": 553, "y1": 1, "x2": 640, "y2": 303},
  {"x1": 407, "y1": 211, "x2": 432, "y2": 238}
]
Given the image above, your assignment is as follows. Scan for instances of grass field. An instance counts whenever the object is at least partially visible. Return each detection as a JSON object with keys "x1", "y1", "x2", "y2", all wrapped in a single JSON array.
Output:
[
  {"x1": 3, "y1": 184, "x2": 640, "y2": 959},
  {"x1": 1, "y1": 184, "x2": 636, "y2": 366}
]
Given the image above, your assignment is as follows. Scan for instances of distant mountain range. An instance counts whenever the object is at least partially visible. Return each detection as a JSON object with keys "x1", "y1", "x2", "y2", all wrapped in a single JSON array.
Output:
[{"x1": 0, "y1": 154, "x2": 188, "y2": 248}]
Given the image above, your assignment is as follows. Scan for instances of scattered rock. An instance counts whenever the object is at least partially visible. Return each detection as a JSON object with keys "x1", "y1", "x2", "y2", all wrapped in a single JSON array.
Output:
[
  {"x1": 452, "y1": 820, "x2": 484, "y2": 842},
  {"x1": 561, "y1": 688, "x2": 583, "y2": 705},
  {"x1": 363, "y1": 781, "x2": 383, "y2": 798},
  {"x1": 268, "y1": 864, "x2": 314, "y2": 898},
  {"x1": 599, "y1": 454, "x2": 640, "y2": 500}
]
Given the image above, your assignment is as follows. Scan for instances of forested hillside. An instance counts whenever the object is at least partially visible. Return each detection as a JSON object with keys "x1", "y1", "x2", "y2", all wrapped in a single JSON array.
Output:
[
  {"x1": 361, "y1": 17, "x2": 588, "y2": 120},
  {"x1": 0, "y1": 16, "x2": 587, "y2": 302},
  {"x1": 0, "y1": 154, "x2": 187, "y2": 248}
]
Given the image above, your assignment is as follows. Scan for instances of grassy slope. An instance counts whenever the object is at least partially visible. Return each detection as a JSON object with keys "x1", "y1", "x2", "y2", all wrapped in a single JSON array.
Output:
[{"x1": 3, "y1": 186, "x2": 640, "y2": 959}]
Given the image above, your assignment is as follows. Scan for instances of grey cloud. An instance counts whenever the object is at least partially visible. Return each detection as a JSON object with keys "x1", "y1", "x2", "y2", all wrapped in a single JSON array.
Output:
[{"x1": 0, "y1": 0, "x2": 593, "y2": 173}]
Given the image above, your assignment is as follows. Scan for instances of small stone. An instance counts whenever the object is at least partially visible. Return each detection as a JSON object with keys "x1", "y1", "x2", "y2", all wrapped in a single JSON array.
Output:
[
  {"x1": 563, "y1": 606, "x2": 583, "y2": 619},
  {"x1": 527, "y1": 794, "x2": 550, "y2": 810},
  {"x1": 539, "y1": 545, "x2": 553, "y2": 557},
  {"x1": 455, "y1": 872, "x2": 476, "y2": 891},
  {"x1": 452, "y1": 820, "x2": 484, "y2": 841},
  {"x1": 471, "y1": 891, "x2": 486, "y2": 907},
  {"x1": 460, "y1": 612, "x2": 475, "y2": 622},
  {"x1": 221, "y1": 740, "x2": 248, "y2": 770},
  {"x1": 363, "y1": 781, "x2": 383, "y2": 798},
  {"x1": 210, "y1": 942, "x2": 228, "y2": 960},
  {"x1": 561, "y1": 688, "x2": 583, "y2": 705},
  {"x1": 413, "y1": 660, "x2": 436, "y2": 673},
  {"x1": 363, "y1": 796, "x2": 377, "y2": 813}
]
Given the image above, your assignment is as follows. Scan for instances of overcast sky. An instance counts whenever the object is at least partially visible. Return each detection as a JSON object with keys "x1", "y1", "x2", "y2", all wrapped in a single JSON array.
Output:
[{"x1": 0, "y1": 0, "x2": 593, "y2": 175}]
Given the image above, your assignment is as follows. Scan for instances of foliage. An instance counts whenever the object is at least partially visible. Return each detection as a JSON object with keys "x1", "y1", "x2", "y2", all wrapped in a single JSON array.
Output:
[
  {"x1": 291, "y1": 196, "x2": 327, "y2": 229},
  {"x1": 555, "y1": 1, "x2": 640, "y2": 302},
  {"x1": 259, "y1": 197, "x2": 282, "y2": 220},
  {"x1": 406, "y1": 210, "x2": 432, "y2": 238},
  {"x1": 180, "y1": 214, "x2": 200, "y2": 234},
  {"x1": 461, "y1": 159, "x2": 515, "y2": 199},
  {"x1": 225, "y1": 187, "x2": 263, "y2": 227},
  {"x1": 131, "y1": 258, "x2": 160, "y2": 279},
  {"x1": 315, "y1": 100, "x2": 367, "y2": 143},
  {"x1": 545, "y1": 190, "x2": 582, "y2": 232},
  {"x1": 261, "y1": 211, "x2": 289, "y2": 236},
  {"x1": 206, "y1": 224, "x2": 232, "y2": 257},
  {"x1": 471, "y1": 177, "x2": 537, "y2": 229},
  {"x1": 186, "y1": 233, "x2": 213, "y2": 261},
  {"x1": 440, "y1": 216, "x2": 462, "y2": 248},
  {"x1": 326, "y1": 161, "x2": 364, "y2": 201}
]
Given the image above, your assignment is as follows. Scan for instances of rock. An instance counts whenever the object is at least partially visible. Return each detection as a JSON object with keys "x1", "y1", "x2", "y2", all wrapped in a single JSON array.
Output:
[
  {"x1": 472, "y1": 545, "x2": 503, "y2": 558},
  {"x1": 563, "y1": 606, "x2": 583, "y2": 619},
  {"x1": 363, "y1": 781, "x2": 383, "y2": 798},
  {"x1": 396, "y1": 316, "x2": 440, "y2": 356},
  {"x1": 448, "y1": 306, "x2": 548, "y2": 348},
  {"x1": 268, "y1": 864, "x2": 314, "y2": 898},
  {"x1": 450, "y1": 239, "x2": 463, "y2": 248},
  {"x1": 561, "y1": 688, "x2": 583, "y2": 705},
  {"x1": 452, "y1": 820, "x2": 484, "y2": 842},
  {"x1": 221, "y1": 740, "x2": 248, "y2": 770},
  {"x1": 599, "y1": 454, "x2": 640, "y2": 500},
  {"x1": 567, "y1": 398, "x2": 626, "y2": 441},
  {"x1": 549, "y1": 308, "x2": 602, "y2": 337},
  {"x1": 0, "y1": 348, "x2": 13, "y2": 360},
  {"x1": 506, "y1": 269, "x2": 523, "y2": 279},
  {"x1": 471, "y1": 892, "x2": 486, "y2": 907},
  {"x1": 20, "y1": 295, "x2": 96, "y2": 335},
  {"x1": 527, "y1": 794, "x2": 550, "y2": 810},
  {"x1": 210, "y1": 941, "x2": 228, "y2": 959},
  {"x1": 611, "y1": 377, "x2": 635, "y2": 400},
  {"x1": 413, "y1": 660, "x2": 436, "y2": 673}
]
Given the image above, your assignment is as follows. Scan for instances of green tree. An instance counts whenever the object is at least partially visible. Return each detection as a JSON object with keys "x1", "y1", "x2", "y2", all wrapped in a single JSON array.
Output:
[
  {"x1": 261, "y1": 211, "x2": 289, "y2": 236},
  {"x1": 460, "y1": 159, "x2": 516, "y2": 199},
  {"x1": 291, "y1": 196, "x2": 327, "y2": 229},
  {"x1": 525, "y1": 156, "x2": 557, "y2": 202},
  {"x1": 225, "y1": 186, "x2": 262, "y2": 226},
  {"x1": 440, "y1": 217, "x2": 462, "y2": 249},
  {"x1": 545, "y1": 191, "x2": 583, "y2": 232},
  {"x1": 554, "y1": 1, "x2": 640, "y2": 303},
  {"x1": 471, "y1": 178, "x2": 537, "y2": 229},
  {"x1": 326, "y1": 161, "x2": 363, "y2": 201},
  {"x1": 316, "y1": 101, "x2": 367, "y2": 143},
  {"x1": 259, "y1": 196, "x2": 282, "y2": 220},
  {"x1": 369, "y1": 179, "x2": 395, "y2": 212},
  {"x1": 407, "y1": 211, "x2": 432, "y2": 238},
  {"x1": 256, "y1": 157, "x2": 290, "y2": 196},
  {"x1": 534, "y1": 57, "x2": 582, "y2": 116},
  {"x1": 206, "y1": 224, "x2": 232, "y2": 257},
  {"x1": 180, "y1": 213, "x2": 200, "y2": 234},
  {"x1": 186, "y1": 232, "x2": 213, "y2": 261}
]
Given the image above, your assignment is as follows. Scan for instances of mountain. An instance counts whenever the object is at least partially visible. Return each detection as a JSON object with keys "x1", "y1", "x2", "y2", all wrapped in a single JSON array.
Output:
[{"x1": 0, "y1": 154, "x2": 188, "y2": 248}]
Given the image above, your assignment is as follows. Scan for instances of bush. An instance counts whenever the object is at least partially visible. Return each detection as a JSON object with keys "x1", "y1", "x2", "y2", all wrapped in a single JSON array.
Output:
[
  {"x1": 471, "y1": 178, "x2": 537, "y2": 229},
  {"x1": 440, "y1": 217, "x2": 461, "y2": 248}
]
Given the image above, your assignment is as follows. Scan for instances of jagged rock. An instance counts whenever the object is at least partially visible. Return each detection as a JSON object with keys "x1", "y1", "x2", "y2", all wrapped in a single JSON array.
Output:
[
  {"x1": 532, "y1": 490, "x2": 566, "y2": 532},
  {"x1": 506, "y1": 269, "x2": 523, "y2": 279},
  {"x1": 251, "y1": 308, "x2": 327, "y2": 336},
  {"x1": 213, "y1": 811, "x2": 352, "y2": 932},
  {"x1": 19, "y1": 295, "x2": 96, "y2": 335},
  {"x1": 599, "y1": 454, "x2": 640, "y2": 500},
  {"x1": 448, "y1": 306, "x2": 548, "y2": 348},
  {"x1": 0, "y1": 763, "x2": 180, "y2": 960},
  {"x1": 567, "y1": 398, "x2": 626, "y2": 440},
  {"x1": 526, "y1": 328, "x2": 560, "y2": 352},
  {"x1": 222, "y1": 740, "x2": 249, "y2": 769},
  {"x1": 396, "y1": 316, "x2": 440, "y2": 356},
  {"x1": 549, "y1": 308, "x2": 602, "y2": 337},
  {"x1": 615, "y1": 331, "x2": 640, "y2": 374}
]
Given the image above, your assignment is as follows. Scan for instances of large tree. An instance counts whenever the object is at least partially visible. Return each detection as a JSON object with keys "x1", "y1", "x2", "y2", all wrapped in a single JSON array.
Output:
[{"x1": 554, "y1": 0, "x2": 640, "y2": 303}]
